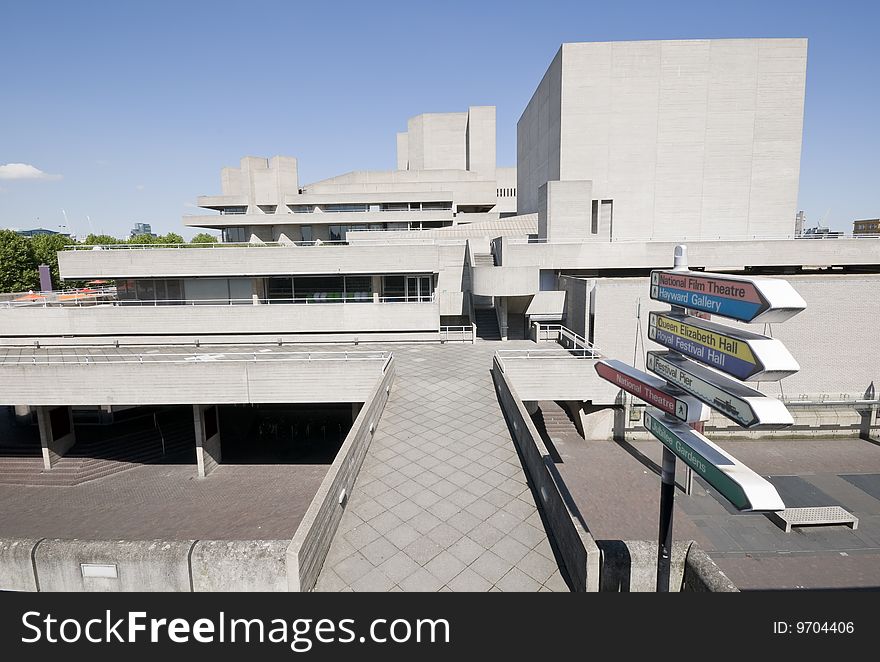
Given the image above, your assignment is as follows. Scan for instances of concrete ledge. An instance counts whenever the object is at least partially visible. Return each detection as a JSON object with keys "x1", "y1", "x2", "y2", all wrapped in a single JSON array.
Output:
[
  {"x1": 0, "y1": 538, "x2": 42, "y2": 592},
  {"x1": 190, "y1": 540, "x2": 288, "y2": 592},
  {"x1": 492, "y1": 356, "x2": 600, "y2": 591},
  {"x1": 597, "y1": 540, "x2": 690, "y2": 592},
  {"x1": 682, "y1": 543, "x2": 739, "y2": 592},
  {"x1": 286, "y1": 358, "x2": 396, "y2": 592},
  {"x1": 34, "y1": 539, "x2": 195, "y2": 592}
]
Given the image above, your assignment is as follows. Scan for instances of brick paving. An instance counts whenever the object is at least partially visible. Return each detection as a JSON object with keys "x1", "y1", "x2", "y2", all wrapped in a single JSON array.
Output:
[
  {"x1": 0, "y1": 462, "x2": 327, "y2": 540},
  {"x1": 315, "y1": 342, "x2": 567, "y2": 592}
]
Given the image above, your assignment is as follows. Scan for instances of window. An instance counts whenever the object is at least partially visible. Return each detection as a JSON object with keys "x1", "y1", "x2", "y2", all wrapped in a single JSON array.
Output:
[
  {"x1": 222, "y1": 226, "x2": 247, "y2": 243},
  {"x1": 329, "y1": 225, "x2": 345, "y2": 241},
  {"x1": 422, "y1": 201, "x2": 452, "y2": 211},
  {"x1": 300, "y1": 226, "x2": 313, "y2": 243},
  {"x1": 591, "y1": 200, "x2": 599, "y2": 235},
  {"x1": 267, "y1": 277, "x2": 293, "y2": 302},
  {"x1": 382, "y1": 275, "x2": 405, "y2": 301},
  {"x1": 344, "y1": 276, "x2": 372, "y2": 302},
  {"x1": 294, "y1": 275, "x2": 345, "y2": 302},
  {"x1": 323, "y1": 203, "x2": 368, "y2": 213},
  {"x1": 289, "y1": 205, "x2": 314, "y2": 213},
  {"x1": 220, "y1": 206, "x2": 247, "y2": 215},
  {"x1": 258, "y1": 205, "x2": 277, "y2": 214},
  {"x1": 381, "y1": 203, "x2": 409, "y2": 212}
]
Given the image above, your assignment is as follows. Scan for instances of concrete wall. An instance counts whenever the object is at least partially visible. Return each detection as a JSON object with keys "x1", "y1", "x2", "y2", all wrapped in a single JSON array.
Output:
[
  {"x1": 0, "y1": 357, "x2": 386, "y2": 406},
  {"x1": 518, "y1": 47, "x2": 562, "y2": 216},
  {"x1": 34, "y1": 539, "x2": 194, "y2": 592},
  {"x1": 596, "y1": 540, "x2": 738, "y2": 592},
  {"x1": 558, "y1": 275, "x2": 592, "y2": 339},
  {"x1": 286, "y1": 358, "x2": 395, "y2": 592},
  {"x1": 517, "y1": 39, "x2": 807, "y2": 240},
  {"x1": 0, "y1": 538, "x2": 41, "y2": 591},
  {"x1": 588, "y1": 274, "x2": 880, "y2": 401},
  {"x1": 190, "y1": 540, "x2": 289, "y2": 592},
  {"x1": 499, "y1": 237, "x2": 880, "y2": 272},
  {"x1": 538, "y1": 180, "x2": 593, "y2": 241},
  {"x1": 0, "y1": 301, "x2": 440, "y2": 338},
  {"x1": 59, "y1": 244, "x2": 442, "y2": 279},
  {"x1": 3, "y1": 538, "x2": 291, "y2": 592},
  {"x1": 492, "y1": 356, "x2": 601, "y2": 591}
]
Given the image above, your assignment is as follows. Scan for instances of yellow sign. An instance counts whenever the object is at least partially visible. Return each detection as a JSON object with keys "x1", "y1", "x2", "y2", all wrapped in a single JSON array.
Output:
[{"x1": 653, "y1": 315, "x2": 756, "y2": 365}]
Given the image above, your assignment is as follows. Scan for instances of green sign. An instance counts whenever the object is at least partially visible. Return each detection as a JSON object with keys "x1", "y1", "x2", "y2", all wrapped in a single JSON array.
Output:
[{"x1": 643, "y1": 409, "x2": 784, "y2": 512}]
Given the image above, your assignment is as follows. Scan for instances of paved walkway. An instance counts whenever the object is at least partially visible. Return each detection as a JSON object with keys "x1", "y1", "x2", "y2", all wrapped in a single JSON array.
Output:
[{"x1": 315, "y1": 342, "x2": 567, "y2": 592}]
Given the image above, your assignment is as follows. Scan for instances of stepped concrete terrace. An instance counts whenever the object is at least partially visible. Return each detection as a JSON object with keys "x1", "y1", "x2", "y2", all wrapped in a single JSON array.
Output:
[{"x1": 316, "y1": 341, "x2": 568, "y2": 592}]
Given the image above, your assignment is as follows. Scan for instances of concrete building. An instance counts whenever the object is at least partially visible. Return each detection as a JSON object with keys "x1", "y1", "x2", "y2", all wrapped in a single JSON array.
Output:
[
  {"x1": 2, "y1": 37, "x2": 879, "y2": 593},
  {"x1": 853, "y1": 218, "x2": 880, "y2": 236},
  {"x1": 130, "y1": 222, "x2": 155, "y2": 238}
]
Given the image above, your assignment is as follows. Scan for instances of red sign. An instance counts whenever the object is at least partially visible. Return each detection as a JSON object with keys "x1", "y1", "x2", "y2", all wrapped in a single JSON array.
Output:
[{"x1": 595, "y1": 360, "x2": 680, "y2": 418}]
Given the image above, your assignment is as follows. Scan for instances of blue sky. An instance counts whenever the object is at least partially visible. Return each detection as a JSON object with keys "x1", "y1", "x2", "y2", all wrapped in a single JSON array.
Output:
[{"x1": 1, "y1": 0, "x2": 877, "y2": 238}]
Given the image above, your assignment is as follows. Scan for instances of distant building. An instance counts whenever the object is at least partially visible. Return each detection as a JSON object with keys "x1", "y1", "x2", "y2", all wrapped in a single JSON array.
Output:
[
  {"x1": 853, "y1": 219, "x2": 880, "y2": 236},
  {"x1": 795, "y1": 211, "x2": 806, "y2": 237},
  {"x1": 130, "y1": 222, "x2": 155, "y2": 238},
  {"x1": 16, "y1": 228, "x2": 68, "y2": 238}
]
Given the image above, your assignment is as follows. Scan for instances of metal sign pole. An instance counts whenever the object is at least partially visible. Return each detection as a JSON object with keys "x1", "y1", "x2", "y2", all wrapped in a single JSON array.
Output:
[
  {"x1": 657, "y1": 446, "x2": 676, "y2": 592},
  {"x1": 655, "y1": 244, "x2": 687, "y2": 591}
]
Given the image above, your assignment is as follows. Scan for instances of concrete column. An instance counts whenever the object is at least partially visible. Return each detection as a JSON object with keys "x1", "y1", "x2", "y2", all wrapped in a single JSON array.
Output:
[
  {"x1": 36, "y1": 406, "x2": 76, "y2": 470},
  {"x1": 496, "y1": 297, "x2": 509, "y2": 341},
  {"x1": 193, "y1": 404, "x2": 221, "y2": 478}
]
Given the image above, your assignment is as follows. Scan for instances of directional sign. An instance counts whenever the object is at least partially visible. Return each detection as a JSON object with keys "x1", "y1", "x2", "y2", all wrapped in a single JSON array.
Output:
[
  {"x1": 594, "y1": 359, "x2": 710, "y2": 424},
  {"x1": 646, "y1": 352, "x2": 793, "y2": 429},
  {"x1": 647, "y1": 312, "x2": 799, "y2": 382},
  {"x1": 643, "y1": 408, "x2": 785, "y2": 512},
  {"x1": 650, "y1": 270, "x2": 806, "y2": 324}
]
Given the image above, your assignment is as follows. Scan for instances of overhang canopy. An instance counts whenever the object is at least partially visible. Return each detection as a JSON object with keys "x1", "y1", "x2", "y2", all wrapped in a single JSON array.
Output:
[{"x1": 526, "y1": 290, "x2": 566, "y2": 322}]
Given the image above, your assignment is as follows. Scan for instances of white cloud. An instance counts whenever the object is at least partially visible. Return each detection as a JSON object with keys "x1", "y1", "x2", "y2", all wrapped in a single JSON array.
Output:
[{"x1": 0, "y1": 163, "x2": 62, "y2": 181}]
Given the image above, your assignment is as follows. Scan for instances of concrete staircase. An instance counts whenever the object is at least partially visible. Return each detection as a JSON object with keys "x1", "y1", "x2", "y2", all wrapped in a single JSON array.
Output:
[
  {"x1": 473, "y1": 308, "x2": 501, "y2": 340},
  {"x1": 0, "y1": 412, "x2": 196, "y2": 486},
  {"x1": 473, "y1": 252, "x2": 495, "y2": 266}
]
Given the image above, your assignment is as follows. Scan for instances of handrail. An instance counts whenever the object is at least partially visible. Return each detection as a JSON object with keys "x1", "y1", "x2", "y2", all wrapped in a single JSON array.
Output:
[
  {"x1": 63, "y1": 237, "x2": 461, "y2": 250},
  {"x1": 439, "y1": 325, "x2": 474, "y2": 343},
  {"x1": 506, "y1": 234, "x2": 879, "y2": 245},
  {"x1": 2, "y1": 350, "x2": 393, "y2": 366},
  {"x1": 2, "y1": 293, "x2": 438, "y2": 308}
]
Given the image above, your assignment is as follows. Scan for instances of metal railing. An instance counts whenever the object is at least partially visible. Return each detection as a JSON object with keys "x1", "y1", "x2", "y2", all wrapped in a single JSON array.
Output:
[
  {"x1": 534, "y1": 324, "x2": 601, "y2": 355},
  {"x1": 2, "y1": 293, "x2": 438, "y2": 308},
  {"x1": 3, "y1": 349, "x2": 393, "y2": 366},
  {"x1": 63, "y1": 237, "x2": 461, "y2": 250},
  {"x1": 506, "y1": 233, "x2": 880, "y2": 245},
  {"x1": 439, "y1": 325, "x2": 474, "y2": 343},
  {"x1": 0, "y1": 287, "x2": 117, "y2": 307}
]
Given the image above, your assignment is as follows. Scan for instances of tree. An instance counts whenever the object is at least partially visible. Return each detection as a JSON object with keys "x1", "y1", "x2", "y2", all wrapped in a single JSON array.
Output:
[
  {"x1": 30, "y1": 233, "x2": 74, "y2": 290},
  {"x1": 156, "y1": 232, "x2": 184, "y2": 245},
  {"x1": 0, "y1": 229, "x2": 38, "y2": 293},
  {"x1": 83, "y1": 234, "x2": 123, "y2": 245},
  {"x1": 190, "y1": 232, "x2": 219, "y2": 244},
  {"x1": 128, "y1": 233, "x2": 159, "y2": 244}
]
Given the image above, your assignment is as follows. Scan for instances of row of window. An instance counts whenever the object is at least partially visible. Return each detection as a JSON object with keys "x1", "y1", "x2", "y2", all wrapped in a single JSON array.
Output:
[
  {"x1": 220, "y1": 221, "x2": 452, "y2": 244},
  {"x1": 497, "y1": 188, "x2": 516, "y2": 197}
]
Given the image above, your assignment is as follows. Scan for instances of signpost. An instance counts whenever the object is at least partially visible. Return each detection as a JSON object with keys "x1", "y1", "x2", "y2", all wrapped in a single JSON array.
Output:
[
  {"x1": 594, "y1": 359, "x2": 710, "y2": 424},
  {"x1": 647, "y1": 311, "x2": 799, "y2": 381},
  {"x1": 646, "y1": 351, "x2": 793, "y2": 429},
  {"x1": 593, "y1": 244, "x2": 801, "y2": 592},
  {"x1": 650, "y1": 269, "x2": 806, "y2": 324},
  {"x1": 643, "y1": 409, "x2": 786, "y2": 511}
]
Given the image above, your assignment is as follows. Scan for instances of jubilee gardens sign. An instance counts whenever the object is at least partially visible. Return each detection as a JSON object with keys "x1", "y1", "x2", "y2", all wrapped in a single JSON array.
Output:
[{"x1": 594, "y1": 245, "x2": 806, "y2": 591}]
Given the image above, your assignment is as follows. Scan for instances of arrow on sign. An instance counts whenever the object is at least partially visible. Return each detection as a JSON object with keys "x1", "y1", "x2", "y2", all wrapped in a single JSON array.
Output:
[
  {"x1": 646, "y1": 351, "x2": 793, "y2": 429},
  {"x1": 650, "y1": 269, "x2": 806, "y2": 324},
  {"x1": 648, "y1": 312, "x2": 799, "y2": 382},
  {"x1": 643, "y1": 408, "x2": 785, "y2": 512},
  {"x1": 594, "y1": 359, "x2": 710, "y2": 424}
]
